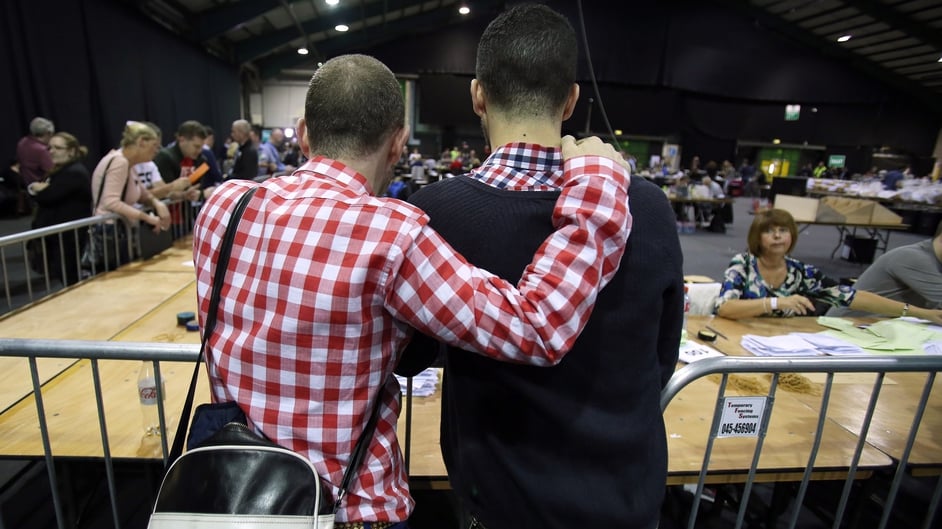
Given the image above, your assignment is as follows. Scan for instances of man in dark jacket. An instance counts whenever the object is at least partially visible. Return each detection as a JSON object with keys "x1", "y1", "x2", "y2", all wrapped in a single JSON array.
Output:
[
  {"x1": 399, "y1": 5, "x2": 684, "y2": 528},
  {"x1": 227, "y1": 119, "x2": 258, "y2": 181}
]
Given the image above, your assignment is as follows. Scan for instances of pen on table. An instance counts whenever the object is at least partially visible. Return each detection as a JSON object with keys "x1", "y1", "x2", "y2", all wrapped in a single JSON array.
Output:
[{"x1": 704, "y1": 325, "x2": 728, "y2": 340}]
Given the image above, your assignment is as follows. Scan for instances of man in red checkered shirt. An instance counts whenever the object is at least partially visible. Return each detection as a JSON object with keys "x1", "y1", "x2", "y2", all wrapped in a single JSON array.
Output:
[{"x1": 192, "y1": 54, "x2": 631, "y2": 528}]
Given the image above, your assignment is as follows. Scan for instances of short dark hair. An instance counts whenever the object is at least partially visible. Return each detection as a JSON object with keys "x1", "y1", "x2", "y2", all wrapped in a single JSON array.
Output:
[
  {"x1": 475, "y1": 4, "x2": 577, "y2": 119},
  {"x1": 176, "y1": 120, "x2": 206, "y2": 139},
  {"x1": 935, "y1": 219, "x2": 942, "y2": 239},
  {"x1": 304, "y1": 54, "x2": 404, "y2": 159},
  {"x1": 747, "y1": 209, "x2": 798, "y2": 256}
]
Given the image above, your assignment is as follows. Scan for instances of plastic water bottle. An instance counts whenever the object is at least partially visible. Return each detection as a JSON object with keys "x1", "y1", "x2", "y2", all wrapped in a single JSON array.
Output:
[
  {"x1": 137, "y1": 361, "x2": 164, "y2": 436},
  {"x1": 681, "y1": 285, "x2": 691, "y2": 344}
]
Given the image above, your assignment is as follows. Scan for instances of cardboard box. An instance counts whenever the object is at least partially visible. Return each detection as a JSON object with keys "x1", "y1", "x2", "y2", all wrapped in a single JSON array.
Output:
[
  {"x1": 774, "y1": 195, "x2": 819, "y2": 223},
  {"x1": 869, "y1": 202, "x2": 903, "y2": 225},
  {"x1": 816, "y1": 196, "x2": 874, "y2": 224}
]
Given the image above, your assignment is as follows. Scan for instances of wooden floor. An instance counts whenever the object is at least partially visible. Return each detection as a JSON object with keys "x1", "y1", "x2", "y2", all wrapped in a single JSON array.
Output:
[{"x1": 0, "y1": 241, "x2": 207, "y2": 459}]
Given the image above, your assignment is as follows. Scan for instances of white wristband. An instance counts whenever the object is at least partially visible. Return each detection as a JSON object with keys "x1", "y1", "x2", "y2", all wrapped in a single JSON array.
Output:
[{"x1": 770, "y1": 297, "x2": 778, "y2": 310}]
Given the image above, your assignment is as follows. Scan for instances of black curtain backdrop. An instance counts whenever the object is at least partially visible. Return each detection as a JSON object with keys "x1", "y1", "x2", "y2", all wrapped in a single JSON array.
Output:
[
  {"x1": 1, "y1": 0, "x2": 240, "y2": 170},
  {"x1": 366, "y1": 0, "x2": 940, "y2": 172}
]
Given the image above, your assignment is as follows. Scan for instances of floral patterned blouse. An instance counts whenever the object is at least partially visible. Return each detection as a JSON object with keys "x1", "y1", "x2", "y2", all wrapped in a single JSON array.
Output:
[{"x1": 714, "y1": 252, "x2": 856, "y2": 316}]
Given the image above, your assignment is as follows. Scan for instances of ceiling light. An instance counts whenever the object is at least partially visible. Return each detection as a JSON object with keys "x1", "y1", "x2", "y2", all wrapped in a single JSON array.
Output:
[
  {"x1": 297, "y1": 47, "x2": 309, "y2": 55},
  {"x1": 284, "y1": 128, "x2": 295, "y2": 139},
  {"x1": 335, "y1": 24, "x2": 349, "y2": 32},
  {"x1": 772, "y1": 138, "x2": 781, "y2": 144},
  {"x1": 837, "y1": 35, "x2": 852, "y2": 42},
  {"x1": 938, "y1": 57, "x2": 942, "y2": 62},
  {"x1": 614, "y1": 129, "x2": 623, "y2": 136},
  {"x1": 458, "y1": 5, "x2": 470, "y2": 15},
  {"x1": 326, "y1": 0, "x2": 339, "y2": 5}
]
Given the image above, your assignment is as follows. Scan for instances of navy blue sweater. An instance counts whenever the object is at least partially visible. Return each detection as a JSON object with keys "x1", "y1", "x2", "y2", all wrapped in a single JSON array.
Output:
[{"x1": 402, "y1": 175, "x2": 684, "y2": 528}]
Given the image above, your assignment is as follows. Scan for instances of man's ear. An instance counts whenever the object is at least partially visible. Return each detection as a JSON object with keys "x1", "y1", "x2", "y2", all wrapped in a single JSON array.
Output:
[
  {"x1": 470, "y1": 79, "x2": 487, "y2": 118},
  {"x1": 561, "y1": 83, "x2": 580, "y2": 121},
  {"x1": 386, "y1": 126, "x2": 410, "y2": 167},
  {"x1": 296, "y1": 118, "x2": 311, "y2": 158}
]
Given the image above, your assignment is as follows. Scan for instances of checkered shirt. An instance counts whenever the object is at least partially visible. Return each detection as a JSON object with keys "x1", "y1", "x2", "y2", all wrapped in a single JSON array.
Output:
[
  {"x1": 470, "y1": 142, "x2": 564, "y2": 191},
  {"x1": 191, "y1": 154, "x2": 630, "y2": 522}
]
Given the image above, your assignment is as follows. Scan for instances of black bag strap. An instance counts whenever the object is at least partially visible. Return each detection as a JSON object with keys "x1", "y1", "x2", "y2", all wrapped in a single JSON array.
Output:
[
  {"x1": 168, "y1": 184, "x2": 385, "y2": 513},
  {"x1": 168, "y1": 186, "x2": 258, "y2": 465}
]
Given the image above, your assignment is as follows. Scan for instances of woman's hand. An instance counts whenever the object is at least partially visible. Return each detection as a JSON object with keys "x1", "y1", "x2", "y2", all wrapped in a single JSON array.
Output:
[
  {"x1": 912, "y1": 307, "x2": 942, "y2": 326},
  {"x1": 153, "y1": 201, "x2": 171, "y2": 231},
  {"x1": 140, "y1": 210, "x2": 161, "y2": 231},
  {"x1": 777, "y1": 294, "x2": 816, "y2": 316}
]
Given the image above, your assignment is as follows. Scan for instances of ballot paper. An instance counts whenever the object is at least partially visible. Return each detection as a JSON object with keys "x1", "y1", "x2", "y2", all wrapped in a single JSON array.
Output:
[
  {"x1": 790, "y1": 332, "x2": 864, "y2": 356},
  {"x1": 924, "y1": 341, "x2": 942, "y2": 355},
  {"x1": 819, "y1": 317, "x2": 942, "y2": 354},
  {"x1": 678, "y1": 340, "x2": 725, "y2": 363},
  {"x1": 395, "y1": 368, "x2": 440, "y2": 397},
  {"x1": 741, "y1": 334, "x2": 825, "y2": 357}
]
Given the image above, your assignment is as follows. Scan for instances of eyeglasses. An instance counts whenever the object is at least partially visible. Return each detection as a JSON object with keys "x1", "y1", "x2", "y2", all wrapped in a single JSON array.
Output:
[
  {"x1": 763, "y1": 227, "x2": 790, "y2": 236},
  {"x1": 48, "y1": 144, "x2": 69, "y2": 151}
]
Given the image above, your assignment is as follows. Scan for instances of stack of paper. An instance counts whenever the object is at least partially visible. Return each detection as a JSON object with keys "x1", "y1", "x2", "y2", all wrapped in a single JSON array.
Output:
[
  {"x1": 394, "y1": 368, "x2": 440, "y2": 397},
  {"x1": 741, "y1": 334, "x2": 824, "y2": 357},
  {"x1": 818, "y1": 316, "x2": 942, "y2": 355},
  {"x1": 791, "y1": 333, "x2": 864, "y2": 356}
]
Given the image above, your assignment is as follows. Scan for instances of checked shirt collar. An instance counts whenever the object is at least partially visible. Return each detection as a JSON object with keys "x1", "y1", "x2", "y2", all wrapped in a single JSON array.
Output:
[{"x1": 470, "y1": 143, "x2": 563, "y2": 191}]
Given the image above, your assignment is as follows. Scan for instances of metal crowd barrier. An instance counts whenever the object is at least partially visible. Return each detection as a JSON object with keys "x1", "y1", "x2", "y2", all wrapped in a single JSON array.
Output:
[
  {"x1": 0, "y1": 339, "x2": 198, "y2": 529},
  {"x1": 0, "y1": 197, "x2": 198, "y2": 315},
  {"x1": 661, "y1": 355, "x2": 942, "y2": 529}
]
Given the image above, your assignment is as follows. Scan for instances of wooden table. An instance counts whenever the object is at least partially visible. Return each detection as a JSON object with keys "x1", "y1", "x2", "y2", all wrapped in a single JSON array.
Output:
[
  {"x1": 405, "y1": 316, "x2": 895, "y2": 486},
  {"x1": 695, "y1": 315, "x2": 942, "y2": 474},
  {"x1": 665, "y1": 315, "x2": 893, "y2": 484}
]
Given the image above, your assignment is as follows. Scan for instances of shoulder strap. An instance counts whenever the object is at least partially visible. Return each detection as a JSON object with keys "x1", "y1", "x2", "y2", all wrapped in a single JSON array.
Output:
[
  {"x1": 93, "y1": 157, "x2": 118, "y2": 210},
  {"x1": 168, "y1": 186, "x2": 258, "y2": 465},
  {"x1": 335, "y1": 384, "x2": 385, "y2": 513}
]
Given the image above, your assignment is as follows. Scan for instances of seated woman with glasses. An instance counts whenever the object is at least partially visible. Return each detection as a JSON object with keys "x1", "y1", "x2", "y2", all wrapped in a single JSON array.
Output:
[{"x1": 714, "y1": 208, "x2": 942, "y2": 323}]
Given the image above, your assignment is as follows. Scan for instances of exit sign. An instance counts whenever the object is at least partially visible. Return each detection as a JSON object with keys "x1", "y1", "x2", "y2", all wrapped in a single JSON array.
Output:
[
  {"x1": 785, "y1": 104, "x2": 801, "y2": 121},
  {"x1": 828, "y1": 155, "x2": 846, "y2": 168}
]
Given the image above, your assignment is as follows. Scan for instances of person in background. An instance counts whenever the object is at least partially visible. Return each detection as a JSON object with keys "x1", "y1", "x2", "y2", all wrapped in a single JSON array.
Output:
[
  {"x1": 798, "y1": 162, "x2": 814, "y2": 177},
  {"x1": 91, "y1": 121, "x2": 171, "y2": 238},
  {"x1": 17, "y1": 117, "x2": 55, "y2": 186},
  {"x1": 227, "y1": 119, "x2": 258, "y2": 180},
  {"x1": 813, "y1": 160, "x2": 828, "y2": 178},
  {"x1": 153, "y1": 120, "x2": 205, "y2": 200},
  {"x1": 27, "y1": 132, "x2": 91, "y2": 284},
  {"x1": 197, "y1": 126, "x2": 224, "y2": 200},
  {"x1": 192, "y1": 53, "x2": 631, "y2": 528},
  {"x1": 0, "y1": 160, "x2": 23, "y2": 216},
  {"x1": 133, "y1": 122, "x2": 165, "y2": 193},
  {"x1": 882, "y1": 168, "x2": 904, "y2": 191},
  {"x1": 257, "y1": 127, "x2": 287, "y2": 177},
  {"x1": 828, "y1": 220, "x2": 942, "y2": 318},
  {"x1": 740, "y1": 158, "x2": 758, "y2": 196},
  {"x1": 399, "y1": 5, "x2": 681, "y2": 528},
  {"x1": 715, "y1": 208, "x2": 942, "y2": 324}
]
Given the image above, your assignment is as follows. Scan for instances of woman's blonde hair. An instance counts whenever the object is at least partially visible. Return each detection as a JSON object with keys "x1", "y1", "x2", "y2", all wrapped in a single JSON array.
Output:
[
  {"x1": 50, "y1": 132, "x2": 88, "y2": 166},
  {"x1": 120, "y1": 121, "x2": 158, "y2": 148}
]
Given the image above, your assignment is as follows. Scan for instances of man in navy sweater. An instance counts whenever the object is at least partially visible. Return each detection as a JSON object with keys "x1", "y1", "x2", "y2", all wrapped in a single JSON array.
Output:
[{"x1": 400, "y1": 4, "x2": 684, "y2": 528}]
